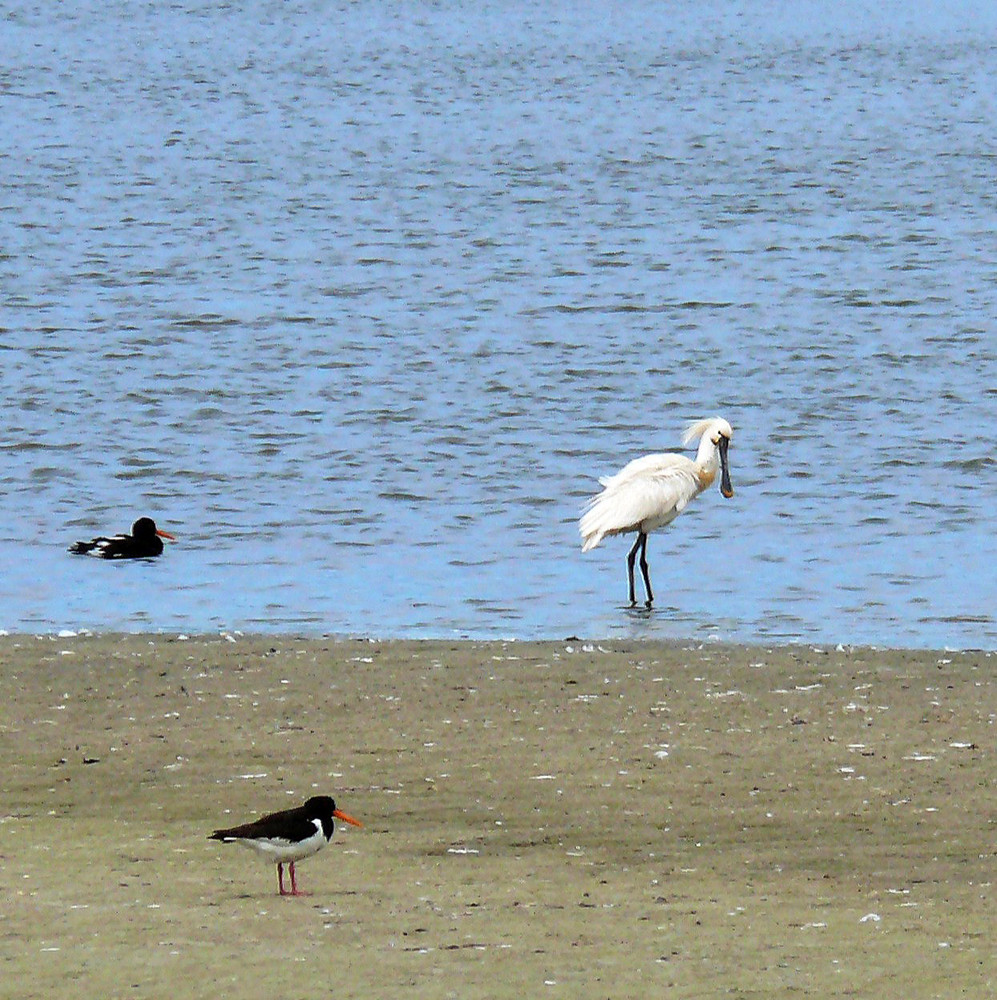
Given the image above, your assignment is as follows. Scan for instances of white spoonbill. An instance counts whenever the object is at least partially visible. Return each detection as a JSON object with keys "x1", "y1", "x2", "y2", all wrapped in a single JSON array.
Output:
[{"x1": 579, "y1": 417, "x2": 734, "y2": 607}]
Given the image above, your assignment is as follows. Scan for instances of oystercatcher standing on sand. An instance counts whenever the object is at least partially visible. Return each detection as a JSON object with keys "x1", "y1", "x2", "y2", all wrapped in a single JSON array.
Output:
[
  {"x1": 209, "y1": 795, "x2": 363, "y2": 896},
  {"x1": 68, "y1": 517, "x2": 176, "y2": 559}
]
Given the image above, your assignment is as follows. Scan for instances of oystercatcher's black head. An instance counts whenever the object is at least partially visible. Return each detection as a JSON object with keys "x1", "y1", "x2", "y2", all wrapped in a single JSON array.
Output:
[
  {"x1": 132, "y1": 517, "x2": 174, "y2": 541},
  {"x1": 304, "y1": 796, "x2": 336, "y2": 817},
  {"x1": 303, "y1": 796, "x2": 363, "y2": 839}
]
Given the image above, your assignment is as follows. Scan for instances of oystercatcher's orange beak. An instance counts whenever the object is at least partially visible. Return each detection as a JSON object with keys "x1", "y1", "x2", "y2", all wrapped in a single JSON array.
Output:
[
  {"x1": 333, "y1": 808, "x2": 363, "y2": 828},
  {"x1": 156, "y1": 529, "x2": 176, "y2": 541}
]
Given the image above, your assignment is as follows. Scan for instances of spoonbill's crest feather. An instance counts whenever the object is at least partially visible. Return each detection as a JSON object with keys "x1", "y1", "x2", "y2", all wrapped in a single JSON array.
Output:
[{"x1": 682, "y1": 416, "x2": 732, "y2": 447}]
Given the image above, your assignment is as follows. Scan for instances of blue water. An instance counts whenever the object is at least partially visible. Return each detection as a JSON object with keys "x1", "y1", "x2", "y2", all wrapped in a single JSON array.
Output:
[{"x1": 2, "y1": 1, "x2": 995, "y2": 648}]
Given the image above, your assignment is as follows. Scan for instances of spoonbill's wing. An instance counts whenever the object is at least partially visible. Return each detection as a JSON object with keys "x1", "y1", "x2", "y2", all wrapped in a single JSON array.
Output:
[{"x1": 580, "y1": 454, "x2": 699, "y2": 551}]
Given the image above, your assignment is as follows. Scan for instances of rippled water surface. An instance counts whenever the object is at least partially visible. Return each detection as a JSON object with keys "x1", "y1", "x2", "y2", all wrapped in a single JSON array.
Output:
[{"x1": 2, "y1": 1, "x2": 995, "y2": 647}]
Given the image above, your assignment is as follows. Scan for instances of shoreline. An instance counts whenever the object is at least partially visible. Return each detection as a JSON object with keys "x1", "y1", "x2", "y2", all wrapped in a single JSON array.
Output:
[
  {"x1": 3, "y1": 627, "x2": 993, "y2": 653},
  {"x1": 2, "y1": 634, "x2": 993, "y2": 997}
]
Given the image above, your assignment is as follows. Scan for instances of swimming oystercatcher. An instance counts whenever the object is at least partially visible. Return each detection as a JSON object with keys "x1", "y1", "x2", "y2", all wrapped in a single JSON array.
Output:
[
  {"x1": 209, "y1": 795, "x2": 363, "y2": 896},
  {"x1": 68, "y1": 517, "x2": 176, "y2": 559}
]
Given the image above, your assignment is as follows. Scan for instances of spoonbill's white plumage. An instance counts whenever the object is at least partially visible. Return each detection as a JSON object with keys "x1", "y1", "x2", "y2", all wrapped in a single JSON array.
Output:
[{"x1": 579, "y1": 417, "x2": 734, "y2": 607}]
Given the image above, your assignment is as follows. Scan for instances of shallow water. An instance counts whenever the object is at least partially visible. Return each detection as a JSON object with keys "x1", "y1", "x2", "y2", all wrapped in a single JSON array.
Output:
[{"x1": 2, "y1": 1, "x2": 995, "y2": 647}]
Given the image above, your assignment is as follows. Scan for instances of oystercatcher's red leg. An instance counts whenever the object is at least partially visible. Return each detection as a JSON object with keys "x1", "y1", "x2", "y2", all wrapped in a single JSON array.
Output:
[
  {"x1": 278, "y1": 862, "x2": 289, "y2": 895},
  {"x1": 288, "y1": 861, "x2": 309, "y2": 896}
]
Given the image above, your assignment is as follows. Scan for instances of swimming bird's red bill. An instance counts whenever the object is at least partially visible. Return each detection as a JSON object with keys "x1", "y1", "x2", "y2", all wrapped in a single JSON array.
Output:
[
  {"x1": 333, "y1": 808, "x2": 363, "y2": 827},
  {"x1": 156, "y1": 529, "x2": 176, "y2": 540}
]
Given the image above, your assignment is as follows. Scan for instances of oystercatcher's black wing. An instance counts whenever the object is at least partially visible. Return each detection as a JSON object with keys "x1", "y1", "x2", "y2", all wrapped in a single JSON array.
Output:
[{"x1": 210, "y1": 803, "x2": 314, "y2": 843}]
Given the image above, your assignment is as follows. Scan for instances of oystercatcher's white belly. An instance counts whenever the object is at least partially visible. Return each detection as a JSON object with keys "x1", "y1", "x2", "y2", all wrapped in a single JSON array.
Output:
[{"x1": 234, "y1": 819, "x2": 326, "y2": 863}]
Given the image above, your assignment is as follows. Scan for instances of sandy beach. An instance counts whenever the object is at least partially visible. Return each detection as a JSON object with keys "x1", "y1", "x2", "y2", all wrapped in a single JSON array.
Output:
[{"x1": 1, "y1": 634, "x2": 993, "y2": 998}]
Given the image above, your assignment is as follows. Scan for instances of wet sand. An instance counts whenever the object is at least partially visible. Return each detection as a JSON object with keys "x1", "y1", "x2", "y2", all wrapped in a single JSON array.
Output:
[{"x1": 1, "y1": 634, "x2": 994, "y2": 998}]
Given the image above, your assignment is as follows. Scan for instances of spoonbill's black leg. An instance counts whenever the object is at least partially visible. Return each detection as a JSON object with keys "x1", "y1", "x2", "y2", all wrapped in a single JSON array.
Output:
[
  {"x1": 626, "y1": 533, "x2": 647, "y2": 608},
  {"x1": 637, "y1": 533, "x2": 653, "y2": 607}
]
